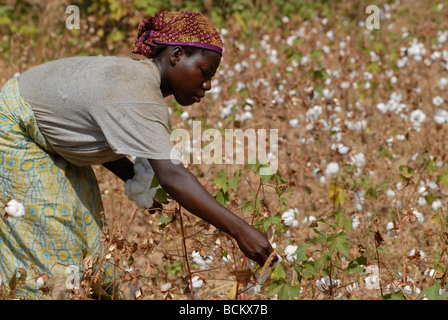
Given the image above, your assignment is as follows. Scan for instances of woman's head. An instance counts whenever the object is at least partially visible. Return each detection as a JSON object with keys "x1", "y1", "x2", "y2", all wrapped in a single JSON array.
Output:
[
  {"x1": 132, "y1": 11, "x2": 223, "y2": 59},
  {"x1": 131, "y1": 11, "x2": 223, "y2": 106}
]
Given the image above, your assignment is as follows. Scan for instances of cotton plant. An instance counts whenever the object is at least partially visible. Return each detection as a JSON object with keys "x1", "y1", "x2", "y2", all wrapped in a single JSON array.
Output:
[{"x1": 124, "y1": 157, "x2": 162, "y2": 209}]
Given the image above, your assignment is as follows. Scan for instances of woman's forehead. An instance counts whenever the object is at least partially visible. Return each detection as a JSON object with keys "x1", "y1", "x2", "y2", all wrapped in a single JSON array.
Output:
[{"x1": 197, "y1": 50, "x2": 221, "y2": 70}]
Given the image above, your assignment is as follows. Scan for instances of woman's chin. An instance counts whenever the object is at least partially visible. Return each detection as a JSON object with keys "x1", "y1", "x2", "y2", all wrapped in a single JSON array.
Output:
[{"x1": 175, "y1": 96, "x2": 197, "y2": 106}]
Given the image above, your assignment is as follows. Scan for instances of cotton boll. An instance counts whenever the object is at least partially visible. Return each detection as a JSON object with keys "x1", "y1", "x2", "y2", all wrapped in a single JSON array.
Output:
[
  {"x1": 4, "y1": 199, "x2": 26, "y2": 218},
  {"x1": 386, "y1": 189, "x2": 395, "y2": 198},
  {"x1": 191, "y1": 276, "x2": 203, "y2": 290},
  {"x1": 331, "y1": 143, "x2": 349, "y2": 155},
  {"x1": 289, "y1": 118, "x2": 299, "y2": 128},
  {"x1": 284, "y1": 245, "x2": 298, "y2": 262},
  {"x1": 222, "y1": 253, "x2": 232, "y2": 263},
  {"x1": 418, "y1": 197, "x2": 427, "y2": 206},
  {"x1": 432, "y1": 199, "x2": 443, "y2": 211},
  {"x1": 124, "y1": 157, "x2": 161, "y2": 209},
  {"x1": 386, "y1": 221, "x2": 398, "y2": 238},
  {"x1": 316, "y1": 276, "x2": 340, "y2": 293},
  {"x1": 410, "y1": 109, "x2": 426, "y2": 131},
  {"x1": 433, "y1": 96, "x2": 444, "y2": 107},
  {"x1": 325, "y1": 162, "x2": 339, "y2": 177},
  {"x1": 412, "y1": 208, "x2": 424, "y2": 223},
  {"x1": 433, "y1": 109, "x2": 448, "y2": 124},
  {"x1": 302, "y1": 215, "x2": 316, "y2": 224},
  {"x1": 35, "y1": 276, "x2": 46, "y2": 288},
  {"x1": 180, "y1": 111, "x2": 189, "y2": 121},
  {"x1": 438, "y1": 77, "x2": 448, "y2": 90},
  {"x1": 352, "y1": 215, "x2": 360, "y2": 229},
  {"x1": 281, "y1": 209, "x2": 299, "y2": 227},
  {"x1": 350, "y1": 152, "x2": 366, "y2": 168},
  {"x1": 191, "y1": 250, "x2": 213, "y2": 270},
  {"x1": 161, "y1": 282, "x2": 172, "y2": 291}
]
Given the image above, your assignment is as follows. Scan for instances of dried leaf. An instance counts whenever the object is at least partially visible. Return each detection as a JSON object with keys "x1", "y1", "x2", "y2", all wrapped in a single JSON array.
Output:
[
  {"x1": 227, "y1": 282, "x2": 238, "y2": 300},
  {"x1": 230, "y1": 269, "x2": 253, "y2": 287},
  {"x1": 374, "y1": 231, "x2": 386, "y2": 247},
  {"x1": 134, "y1": 288, "x2": 144, "y2": 300}
]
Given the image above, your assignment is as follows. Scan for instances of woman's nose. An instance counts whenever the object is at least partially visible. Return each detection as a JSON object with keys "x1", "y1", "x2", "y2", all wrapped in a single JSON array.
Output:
[{"x1": 202, "y1": 80, "x2": 212, "y2": 91}]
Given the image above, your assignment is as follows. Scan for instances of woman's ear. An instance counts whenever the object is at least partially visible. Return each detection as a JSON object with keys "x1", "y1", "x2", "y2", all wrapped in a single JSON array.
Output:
[{"x1": 169, "y1": 46, "x2": 184, "y2": 66}]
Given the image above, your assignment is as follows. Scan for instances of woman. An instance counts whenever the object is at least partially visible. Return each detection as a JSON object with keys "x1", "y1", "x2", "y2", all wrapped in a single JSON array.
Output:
[{"x1": 0, "y1": 11, "x2": 276, "y2": 299}]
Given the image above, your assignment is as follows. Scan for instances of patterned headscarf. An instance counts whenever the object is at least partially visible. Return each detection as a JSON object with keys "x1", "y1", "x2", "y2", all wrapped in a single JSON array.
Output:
[{"x1": 132, "y1": 11, "x2": 223, "y2": 59}]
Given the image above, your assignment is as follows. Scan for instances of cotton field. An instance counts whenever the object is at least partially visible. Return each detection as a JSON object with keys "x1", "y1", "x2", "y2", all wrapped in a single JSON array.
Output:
[{"x1": 1, "y1": 0, "x2": 448, "y2": 301}]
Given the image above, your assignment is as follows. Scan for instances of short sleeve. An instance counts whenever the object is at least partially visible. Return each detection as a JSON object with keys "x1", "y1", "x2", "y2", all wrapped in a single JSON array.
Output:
[{"x1": 91, "y1": 101, "x2": 174, "y2": 160}]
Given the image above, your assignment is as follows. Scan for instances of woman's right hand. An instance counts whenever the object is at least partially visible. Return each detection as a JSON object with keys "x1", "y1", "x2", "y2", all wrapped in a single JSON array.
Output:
[{"x1": 232, "y1": 221, "x2": 277, "y2": 267}]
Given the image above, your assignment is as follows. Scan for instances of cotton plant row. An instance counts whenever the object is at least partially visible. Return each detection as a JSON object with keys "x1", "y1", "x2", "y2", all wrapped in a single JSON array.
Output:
[{"x1": 137, "y1": 2, "x2": 448, "y2": 300}]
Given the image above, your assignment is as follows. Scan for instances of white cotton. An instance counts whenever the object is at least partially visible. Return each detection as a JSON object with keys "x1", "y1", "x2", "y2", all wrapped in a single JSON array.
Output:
[
  {"x1": 386, "y1": 221, "x2": 398, "y2": 238},
  {"x1": 5, "y1": 199, "x2": 26, "y2": 218},
  {"x1": 379, "y1": 186, "x2": 392, "y2": 200},
  {"x1": 364, "y1": 274, "x2": 380, "y2": 289},
  {"x1": 331, "y1": 143, "x2": 350, "y2": 155},
  {"x1": 352, "y1": 215, "x2": 360, "y2": 229},
  {"x1": 353, "y1": 190, "x2": 365, "y2": 211},
  {"x1": 433, "y1": 96, "x2": 444, "y2": 107},
  {"x1": 191, "y1": 250, "x2": 213, "y2": 269},
  {"x1": 410, "y1": 109, "x2": 426, "y2": 131},
  {"x1": 411, "y1": 208, "x2": 424, "y2": 223},
  {"x1": 432, "y1": 199, "x2": 443, "y2": 211},
  {"x1": 424, "y1": 268, "x2": 436, "y2": 277},
  {"x1": 433, "y1": 109, "x2": 448, "y2": 124},
  {"x1": 325, "y1": 162, "x2": 339, "y2": 177},
  {"x1": 302, "y1": 215, "x2": 316, "y2": 224},
  {"x1": 160, "y1": 282, "x2": 172, "y2": 291},
  {"x1": 281, "y1": 208, "x2": 299, "y2": 228},
  {"x1": 418, "y1": 196, "x2": 427, "y2": 206},
  {"x1": 289, "y1": 118, "x2": 299, "y2": 128},
  {"x1": 35, "y1": 277, "x2": 45, "y2": 288},
  {"x1": 438, "y1": 77, "x2": 448, "y2": 90},
  {"x1": 124, "y1": 157, "x2": 161, "y2": 209},
  {"x1": 191, "y1": 276, "x2": 203, "y2": 289},
  {"x1": 222, "y1": 254, "x2": 232, "y2": 263},
  {"x1": 316, "y1": 276, "x2": 340, "y2": 292},
  {"x1": 350, "y1": 152, "x2": 366, "y2": 168},
  {"x1": 284, "y1": 245, "x2": 298, "y2": 262},
  {"x1": 180, "y1": 111, "x2": 189, "y2": 121},
  {"x1": 409, "y1": 248, "x2": 425, "y2": 258}
]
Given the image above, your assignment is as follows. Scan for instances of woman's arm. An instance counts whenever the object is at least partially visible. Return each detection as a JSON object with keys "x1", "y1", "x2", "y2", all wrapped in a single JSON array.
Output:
[
  {"x1": 102, "y1": 157, "x2": 135, "y2": 182},
  {"x1": 149, "y1": 159, "x2": 276, "y2": 266}
]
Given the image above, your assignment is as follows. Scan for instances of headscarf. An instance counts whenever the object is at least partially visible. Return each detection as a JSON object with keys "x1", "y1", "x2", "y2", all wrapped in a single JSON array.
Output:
[{"x1": 131, "y1": 11, "x2": 223, "y2": 59}]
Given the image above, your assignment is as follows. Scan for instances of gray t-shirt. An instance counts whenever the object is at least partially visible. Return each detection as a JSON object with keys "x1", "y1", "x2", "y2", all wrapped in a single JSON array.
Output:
[{"x1": 17, "y1": 56, "x2": 174, "y2": 166}]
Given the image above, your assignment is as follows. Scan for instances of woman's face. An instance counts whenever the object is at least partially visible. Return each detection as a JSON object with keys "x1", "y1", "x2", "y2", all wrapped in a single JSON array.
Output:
[{"x1": 167, "y1": 48, "x2": 221, "y2": 106}]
